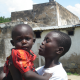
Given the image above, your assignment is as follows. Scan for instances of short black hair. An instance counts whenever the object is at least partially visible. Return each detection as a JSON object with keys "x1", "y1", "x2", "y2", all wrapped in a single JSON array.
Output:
[
  {"x1": 51, "y1": 31, "x2": 71, "y2": 56},
  {"x1": 11, "y1": 24, "x2": 35, "y2": 39}
]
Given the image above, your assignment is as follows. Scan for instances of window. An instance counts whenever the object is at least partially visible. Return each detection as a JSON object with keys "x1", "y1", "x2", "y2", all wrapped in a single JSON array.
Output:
[
  {"x1": 67, "y1": 30, "x2": 74, "y2": 36},
  {"x1": 34, "y1": 31, "x2": 42, "y2": 38}
]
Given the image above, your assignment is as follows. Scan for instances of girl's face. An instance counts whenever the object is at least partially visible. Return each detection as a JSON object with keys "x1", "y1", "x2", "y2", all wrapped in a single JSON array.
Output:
[{"x1": 39, "y1": 32, "x2": 59, "y2": 59}]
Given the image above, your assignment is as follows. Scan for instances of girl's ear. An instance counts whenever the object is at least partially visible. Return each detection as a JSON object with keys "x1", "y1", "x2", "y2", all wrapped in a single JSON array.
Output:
[
  {"x1": 10, "y1": 40, "x2": 14, "y2": 46},
  {"x1": 56, "y1": 47, "x2": 64, "y2": 55},
  {"x1": 33, "y1": 38, "x2": 36, "y2": 44}
]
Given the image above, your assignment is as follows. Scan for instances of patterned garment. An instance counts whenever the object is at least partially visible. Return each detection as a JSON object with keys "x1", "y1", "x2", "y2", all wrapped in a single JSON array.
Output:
[
  {"x1": 4, "y1": 56, "x2": 10, "y2": 76},
  {"x1": 4, "y1": 49, "x2": 36, "y2": 79}
]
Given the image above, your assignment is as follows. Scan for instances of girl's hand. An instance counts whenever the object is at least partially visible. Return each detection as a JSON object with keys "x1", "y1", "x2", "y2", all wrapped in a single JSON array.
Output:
[{"x1": 8, "y1": 56, "x2": 22, "y2": 80}]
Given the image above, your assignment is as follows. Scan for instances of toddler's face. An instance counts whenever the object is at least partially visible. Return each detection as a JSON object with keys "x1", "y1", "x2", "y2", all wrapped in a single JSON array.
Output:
[{"x1": 12, "y1": 27, "x2": 34, "y2": 52}]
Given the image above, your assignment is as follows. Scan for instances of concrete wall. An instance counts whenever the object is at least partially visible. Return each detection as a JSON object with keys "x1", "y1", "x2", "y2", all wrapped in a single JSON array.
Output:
[
  {"x1": 0, "y1": 22, "x2": 14, "y2": 66},
  {"x1": 60, "y1": 27, "x2": 80, "y2": 73},
  {"x1": 57, "y1": 3, "x2": 79, "y2": 26},
  {"x1": 11, "y1": 1, "x2": 79, "y2": 26},
  {"x1": 11, "y1": 10, "x2": 34, "y2": 21},
  {"x1": 33, "y1": 2, "x2": 57, "y2": 26}
]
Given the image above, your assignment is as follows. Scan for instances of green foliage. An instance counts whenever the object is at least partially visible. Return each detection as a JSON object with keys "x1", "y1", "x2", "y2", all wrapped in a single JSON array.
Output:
[
  {"x1": 67, "y1": 72, "x2": 72, "y2": 75},
  {"x1": 0, "y1": 16, "x2": 11, "y2": 23},
  {"x1": 67, "y1": 72, "x2": 79, "y2": 76},
  {"x1": 73, "y1": 73, "x2": 79, "y2": 76}
]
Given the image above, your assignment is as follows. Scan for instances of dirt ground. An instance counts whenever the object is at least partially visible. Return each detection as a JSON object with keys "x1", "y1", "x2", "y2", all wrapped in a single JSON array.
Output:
[{"x1": 68, "y1": 75, "x2": 80, "y2": 80}]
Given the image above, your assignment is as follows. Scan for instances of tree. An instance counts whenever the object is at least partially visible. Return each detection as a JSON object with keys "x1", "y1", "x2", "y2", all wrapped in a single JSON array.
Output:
[{"x1": 0, "y1": 16, "x2": 11, "y2": 23}]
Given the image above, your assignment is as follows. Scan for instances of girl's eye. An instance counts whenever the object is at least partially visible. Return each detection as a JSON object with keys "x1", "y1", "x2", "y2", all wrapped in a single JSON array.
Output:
[
  {"x1": 44, "y1": 37, "x2": 50, "y2": 43},
  {"x1": 46, "y1": 39, "x2": 50, "y2": 43}
]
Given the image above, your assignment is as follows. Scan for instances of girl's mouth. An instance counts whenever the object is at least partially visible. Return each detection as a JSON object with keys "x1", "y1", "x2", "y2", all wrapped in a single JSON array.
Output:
[{"x1": 39, "y1": 46, "x2": 44, "y2": 51}]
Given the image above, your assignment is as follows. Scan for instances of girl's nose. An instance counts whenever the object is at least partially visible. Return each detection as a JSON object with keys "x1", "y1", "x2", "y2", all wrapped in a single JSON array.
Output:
[{"x1": 42, "y1": 40, "x2": 45, "y2": 45}]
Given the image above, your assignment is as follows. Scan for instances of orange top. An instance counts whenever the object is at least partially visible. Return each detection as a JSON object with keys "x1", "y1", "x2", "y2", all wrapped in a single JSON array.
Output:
[{"x1": 4, "y1": 49, "x2": 36, "y2": 76}]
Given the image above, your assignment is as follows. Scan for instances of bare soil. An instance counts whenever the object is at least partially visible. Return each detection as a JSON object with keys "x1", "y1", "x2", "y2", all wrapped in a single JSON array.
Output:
[{"x1": 68, "y1": 75, "x2": 80, "y2": 80}]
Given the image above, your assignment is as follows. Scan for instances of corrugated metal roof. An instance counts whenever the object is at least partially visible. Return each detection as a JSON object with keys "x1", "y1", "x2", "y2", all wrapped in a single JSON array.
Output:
[{"x1": 33, "y1": 25, "x2": 79, "y2": 31}]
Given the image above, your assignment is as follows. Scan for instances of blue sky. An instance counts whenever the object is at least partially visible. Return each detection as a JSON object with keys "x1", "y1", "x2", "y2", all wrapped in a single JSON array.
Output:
[
  {"x1": 33, "y1": 0, "x2": 80, "y2": 7},
  {"x1": 0, "y1": 0, "x2": 80, "y2": 19}
]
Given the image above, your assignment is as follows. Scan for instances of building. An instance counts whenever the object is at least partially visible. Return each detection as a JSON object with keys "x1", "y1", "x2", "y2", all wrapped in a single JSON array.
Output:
[{"x1": 11, "y1": 0, "x2": 79, "y2": 26}]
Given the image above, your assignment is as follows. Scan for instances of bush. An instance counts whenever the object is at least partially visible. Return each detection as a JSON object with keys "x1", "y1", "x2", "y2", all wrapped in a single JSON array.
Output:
[{"x1": 67, "y1": 72, "x2": 79, "y2": 76}]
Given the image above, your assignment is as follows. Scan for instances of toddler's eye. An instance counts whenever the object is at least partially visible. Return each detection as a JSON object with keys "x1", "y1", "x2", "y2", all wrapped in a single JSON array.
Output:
[
  {"x1": 17, "y1": 38, "x2": 22, "y2": 41},
  {"x1": 25, "y1": 37, "x2": 31, "y2": 40}
]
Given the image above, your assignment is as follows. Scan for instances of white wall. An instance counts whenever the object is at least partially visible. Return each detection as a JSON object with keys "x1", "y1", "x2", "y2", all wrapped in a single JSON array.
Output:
[{"x1": 60, "y1": 27, "x2": 80, "y2": 60}]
